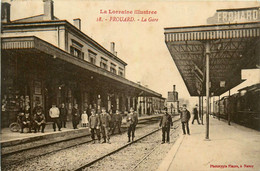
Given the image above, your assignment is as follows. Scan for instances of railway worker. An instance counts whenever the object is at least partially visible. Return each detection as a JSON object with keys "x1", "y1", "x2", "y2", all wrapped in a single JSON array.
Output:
[
  {"x1": 100, "y1": 107, "x2": 111, "y2": 144},
  {"x1": 49, "y1": 103, "x2": 62, "y2": 131},
  {"x1": 108, "y1": 109, "x2": 116, "y2": 135},
  {"x1": 89, "y1": 109, "x2": 101, "y2": 143},
  {"x1": 159, "y1": 107, "x2": 173, "y2": 144},
  {"x1": 71, "y1": 104, "x2": 80, "y2": 129},
  {"x1": 59, "y1": 103, "x2": 68, "y2": 128},
  {"x1": 112, "y1": 110, "x2": 122, "y2": 134},
  {"x1": 192, "y1": 104, "x2": 200, "y2": 125},
  {"x1": 21, "y1": 112, "x2": 32, "y2": 133},
  {"x1": 180, "y1": 104, "x2": 191, "y2": 135},
  {"x1": 126, "y1": 107, "x2": 138, "y2": 142},
  {"x1": 33, "y1": 110, "x2": 46, "y2": 133}
]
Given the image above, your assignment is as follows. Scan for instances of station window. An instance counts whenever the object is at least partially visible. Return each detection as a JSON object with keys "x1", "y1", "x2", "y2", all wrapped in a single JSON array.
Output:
[
  {"x1": 110, "y1": 63, "x2": 117, "y2": 74},
  {"x1": 70, "y1": 39, "x2": 84, "y2": 59},
  {"x1": 88, "y1": 50, "x2": 97, "y2": 65},
  {"x1": 100, "y1": 57, "x2": 108, "y2": 70},
  {"x1": 118, "y1": 67, "x2": 124, "y2": 77}
]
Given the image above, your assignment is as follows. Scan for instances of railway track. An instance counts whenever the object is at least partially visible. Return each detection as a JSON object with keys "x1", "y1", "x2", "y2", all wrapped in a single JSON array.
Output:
[
  {"x1": 75, "y1": 118, "x2": 180, "y2": 171},
  {"x1": 1, "y1": 116, "x2": 162, "y2": 168}
]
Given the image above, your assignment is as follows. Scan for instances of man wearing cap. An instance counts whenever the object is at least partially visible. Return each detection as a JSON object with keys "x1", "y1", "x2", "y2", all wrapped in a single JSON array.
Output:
[
  {"x1": 100, "y1": 107, "x2": 111, "y2": 144},
  {"x1": 89, "y1": 109, "x2": 101, "y2": 143},
  {"x1": 126, "y1": 107, "x2": 138, "y2": 142},
  {"x1": 192, "y1": 104, "x2": 200, "y2": 125},
  {"x1": 180, "y1": 104, "x2": 191, "y2": 135},
  {"x1": 159, "y1": 107, "x2": 173, "y2": 144},
  {"x1": 72, "y1": 104, "x2": 80, "y2": 129},
  {"x1": 112, "y1": 110, "x2": 122, "y2": 134}
]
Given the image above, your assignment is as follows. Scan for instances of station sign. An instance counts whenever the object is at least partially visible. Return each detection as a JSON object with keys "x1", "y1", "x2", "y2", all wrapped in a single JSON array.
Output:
[{"x1": 207, "y1": 7, "x2": 260, "y2": 24}]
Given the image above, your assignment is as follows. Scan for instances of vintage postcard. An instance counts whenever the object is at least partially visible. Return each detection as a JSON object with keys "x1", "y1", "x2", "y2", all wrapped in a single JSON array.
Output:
[{"x1": 1, "y1": 0, "x2": 259, "y2": 170}]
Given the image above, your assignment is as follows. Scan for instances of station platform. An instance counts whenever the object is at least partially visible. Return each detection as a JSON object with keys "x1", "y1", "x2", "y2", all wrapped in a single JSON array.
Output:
[
  {"x1": 157, "y1": 116, "x2": 260, "y2": 171},
  {"x1": 0, "y1": 113, "x2": 163, "y2": 147}
]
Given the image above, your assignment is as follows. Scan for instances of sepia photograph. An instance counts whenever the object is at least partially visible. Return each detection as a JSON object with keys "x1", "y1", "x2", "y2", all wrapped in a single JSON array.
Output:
[{"x1": 1, "y1": 0, "x2": 260, "y2": 170}]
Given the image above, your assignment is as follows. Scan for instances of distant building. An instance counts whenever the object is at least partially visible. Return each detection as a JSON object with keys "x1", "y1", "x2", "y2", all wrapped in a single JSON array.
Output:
[{"x1": 166, "y1": 85, "x2": 179, "y2": 114}]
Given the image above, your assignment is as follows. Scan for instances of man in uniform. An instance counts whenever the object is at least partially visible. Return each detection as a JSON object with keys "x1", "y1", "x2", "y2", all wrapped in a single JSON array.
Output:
[
  {"x1": 89, "y1": 109, "x2": 101, "y2": 143},
  {"x1": 100, "y1": 107, "x2": 111, "y2": 144},
  {"x1": 59, "y1": 103, "x2": 68, "y2": 128},
  {"x1": 180, "y1": 104, "x2": 191, "y2": 135},
  {"x1": 112, "y1": 110, "x2": 122, "y2": 134},
  {"x1": 159, "y1": 107, "x2": 173, "y2": 144},
  {"x1": 192, "y1": 104, "x2": 200, "y2": 125},
  {"x1": 126, "y1": 107, "x2": 138, "y2": 142},
  {"x1": 108, "y1": 109, "x2": 116, "y2": 135},
  {"x1": 71, "y1": 104, "x2": 80, "y2": 129}
]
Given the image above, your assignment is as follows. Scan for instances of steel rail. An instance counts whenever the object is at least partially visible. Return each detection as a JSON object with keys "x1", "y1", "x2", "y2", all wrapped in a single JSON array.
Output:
[
  {"x1": 74, "y1": 118, "x2": 180, "y2": 171},
  {"x1": 2, "y1": 117, "x2": 161, "y2": 167}
]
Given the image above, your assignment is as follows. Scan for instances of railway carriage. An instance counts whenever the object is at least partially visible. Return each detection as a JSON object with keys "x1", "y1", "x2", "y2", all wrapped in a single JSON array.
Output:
[{"x1": 216, "y1": 83, "x2": 260, "y2": 131}]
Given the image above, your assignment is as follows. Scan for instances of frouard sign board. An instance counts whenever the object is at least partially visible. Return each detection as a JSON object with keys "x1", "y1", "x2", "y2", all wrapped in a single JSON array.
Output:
[{"x1": 207, "y1": 7, "x2": 260, "y2": 24}]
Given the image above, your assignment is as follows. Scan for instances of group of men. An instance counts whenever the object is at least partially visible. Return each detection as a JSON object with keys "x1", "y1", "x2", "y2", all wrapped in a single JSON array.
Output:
[
  {"x1": 18, "y1": 102, "x2": 71, "y2": 133},
  {"x1": 89, "y1": 107, "x2": 138, "y2": 144},
  {"x1": 18, "y1": 104, "x2": 46, "y2": 133},
  {"x1": 19, "y1": 101, "x2": 202, "y2": 146},
  {"x1": 159, "y1": 103, "x2": 201, "y2": 144}
]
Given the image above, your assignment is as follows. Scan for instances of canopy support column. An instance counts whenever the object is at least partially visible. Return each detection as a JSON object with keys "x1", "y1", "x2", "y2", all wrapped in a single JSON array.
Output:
[
  {"x1": 228, "y1": 90, "x2": 231, "y2": 125},
  {"x1": 205, "y1": 41, "x2": 210, "y2": 140}
]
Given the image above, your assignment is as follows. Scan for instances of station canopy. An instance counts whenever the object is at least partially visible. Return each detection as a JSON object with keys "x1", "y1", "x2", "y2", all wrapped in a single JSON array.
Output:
[{"x1": 164, "y1": 7, "x2": 260, "y2": 96}]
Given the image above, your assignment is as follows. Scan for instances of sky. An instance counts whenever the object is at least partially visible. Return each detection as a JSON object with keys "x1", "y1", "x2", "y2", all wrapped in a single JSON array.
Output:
[{"x1": 4, "y1": 0, "x2": 260, "y2": 106}]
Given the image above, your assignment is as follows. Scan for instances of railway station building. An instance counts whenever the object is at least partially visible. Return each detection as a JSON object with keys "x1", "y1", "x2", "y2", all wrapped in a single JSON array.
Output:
[
  {"x1": 1, "y1": 0, "x2": 165, "y2": 127},
  {"x1": 164, "y1": 7, "x2": 260, "y2": 138}
]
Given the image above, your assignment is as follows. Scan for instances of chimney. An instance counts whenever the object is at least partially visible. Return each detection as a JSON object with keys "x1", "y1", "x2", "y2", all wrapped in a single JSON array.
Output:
[
  {"x1": 115, "y1": 51, "x2": 117, "y2": 56},
  {"x1": 110, "y1": 42, "x2": 115, "y2": 55},
  {"x1": 43, "y1": 0, "x2": 54, "y2": 20},
  {"x1": 1, "y1": 3, "x2": 11, "y2": 23},
  {"x1": 73, "y1": 18, "x2": 81, "y2": 30},
  {"x1": 173, "y1": 85, "x2": 176, "y2": 91}
]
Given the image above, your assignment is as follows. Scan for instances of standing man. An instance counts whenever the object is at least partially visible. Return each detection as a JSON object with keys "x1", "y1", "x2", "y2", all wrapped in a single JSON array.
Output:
[
  {"x1": 89, "y1": 109, "x2": 101, "y2": 143},
  {"x1": 100, "y1": 107, "x2": 111, "y2": 144},
  {"x1": 49, "y1": 103, "x2": 61, "y2": 131},
  {"x1": 112, "y1": 110, "x2": 122, "y2": 134},
  {"x1": 126, "y1": 107, "x2": 138, "y2": 142},
  {"x1": 159, "y1": 107, "x2": 173, "y2": 144},
  {"x1": 109, "y1": 110, "x2": 116, "y2": 135},
  {"x1": 72, "y1": 104, "x2": 80, "y2": 129},
  {"x1": 180, "y1": 104, "x2": 191, "y2": 135},
  {"x1": 59, "y1": 103, "x2": 68, "y2": 128},
  {"x1": 192, "y1": 104, "x2": 200, "y2": 125}
]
